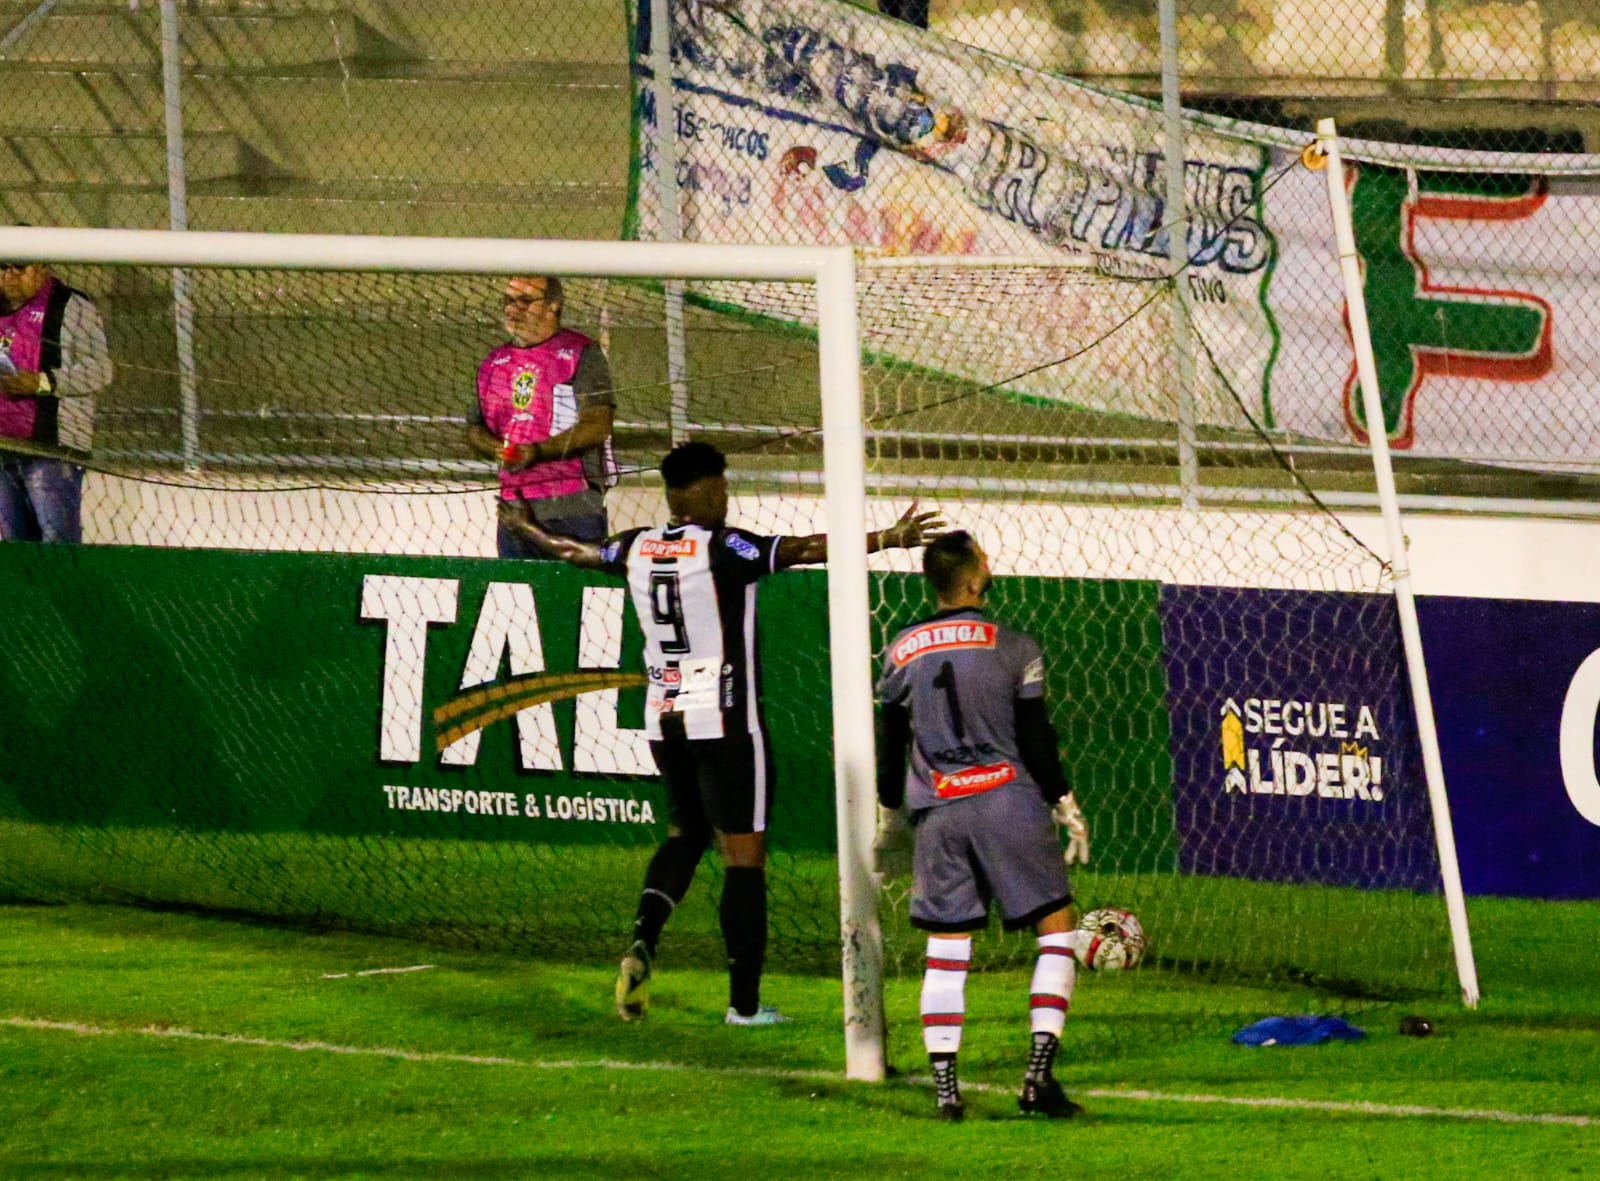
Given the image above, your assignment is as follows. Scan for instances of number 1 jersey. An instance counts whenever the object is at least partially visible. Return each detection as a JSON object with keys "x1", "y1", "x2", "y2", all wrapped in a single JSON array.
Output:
[
  {"x1": 876, "y1": 607, "x2": 1049, "y2": 811},
  {"x1": 599, "y1": 522, "x2": 781, "y2": 741}
]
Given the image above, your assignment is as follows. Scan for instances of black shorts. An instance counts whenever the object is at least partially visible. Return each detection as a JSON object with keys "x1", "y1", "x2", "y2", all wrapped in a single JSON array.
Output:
[{"x1": 649, "y1": 730, "x2": 774, "y2": 836}]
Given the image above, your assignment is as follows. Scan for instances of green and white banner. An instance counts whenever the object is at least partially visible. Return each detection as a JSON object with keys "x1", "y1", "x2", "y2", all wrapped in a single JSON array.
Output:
[
  {"x1": 0, "y1": 545, "x2": 1177, "y2": 867},
  {"x1": 628, "y1": 0, "x2": 1600, "y2": 464}
]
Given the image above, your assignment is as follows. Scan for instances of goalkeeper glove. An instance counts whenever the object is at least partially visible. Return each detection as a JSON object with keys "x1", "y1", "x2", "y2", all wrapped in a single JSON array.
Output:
[
  {"x1": 872, "y1": 804, "x2": 913, "y2": 881},
  {"x1": 1052, "y1": 793, "x2": 1090, "y2": 866}
]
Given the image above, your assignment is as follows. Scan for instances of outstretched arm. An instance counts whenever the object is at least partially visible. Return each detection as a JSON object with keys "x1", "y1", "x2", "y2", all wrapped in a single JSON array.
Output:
[
  {"x1": 774, "y1": 502, "x2": 946, "y2": 569},
  {"x1": 496, "y1": 501, "x2": 606, "y2": 568}
]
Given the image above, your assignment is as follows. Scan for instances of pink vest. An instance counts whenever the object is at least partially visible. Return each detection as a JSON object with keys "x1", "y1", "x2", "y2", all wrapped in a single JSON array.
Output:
[
  {"x1": 476, "y1": 327, "x2": 593, "y2": 502},
  {"x1": 0, "y1": 278, "x2": 53, "y2": 440}
]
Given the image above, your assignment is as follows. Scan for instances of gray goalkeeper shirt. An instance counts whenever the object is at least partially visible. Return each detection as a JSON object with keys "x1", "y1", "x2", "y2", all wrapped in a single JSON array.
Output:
[{"x1": 876, "y1": 607, "x2": 1048, "y2": 812}]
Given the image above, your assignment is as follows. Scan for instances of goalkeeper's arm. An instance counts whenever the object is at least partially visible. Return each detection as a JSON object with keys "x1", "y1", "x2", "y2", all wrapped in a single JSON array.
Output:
[
  {"x1": 1016, "y1": 696, "x2": 1090, "y2": 864},
  {"x1": 876, "y1": 701, "x2": 911, "y2": 809},
  {"x1": 872, "y1": 702, "x2": 915, "y2": 878},
  {"x1": 1015, "y1": 696, "x2": 1070, "y2": 803}
]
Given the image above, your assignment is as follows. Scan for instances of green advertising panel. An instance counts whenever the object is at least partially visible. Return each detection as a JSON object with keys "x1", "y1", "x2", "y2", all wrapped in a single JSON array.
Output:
[{"x1": 0, "y1": 546, "x2": 1173, "y2": 867}]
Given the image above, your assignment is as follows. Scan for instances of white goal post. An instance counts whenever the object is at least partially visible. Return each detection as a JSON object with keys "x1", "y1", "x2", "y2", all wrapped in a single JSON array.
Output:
[
  {"x1": 1313, "y1": 123, "x2": 1481, "y2": 1008},
  {"x1": 0, "y1": 225, "x2": 888, "y2": 1081}
]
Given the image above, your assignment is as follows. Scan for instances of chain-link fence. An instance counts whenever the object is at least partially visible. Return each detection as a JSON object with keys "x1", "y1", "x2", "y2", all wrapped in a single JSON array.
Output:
[
  {"x1": 2, "y1": 2, "x2": 1591, "y2": 231},
  {"x1": 0, "y1": 1, "x2": 631, "y2": 238},
  {"x1": 0, "y1": 0, "x2": 1597, "y2": 497},
  {"x1": 927, "y1": 0, "x2": 1600, "y2": 153}
]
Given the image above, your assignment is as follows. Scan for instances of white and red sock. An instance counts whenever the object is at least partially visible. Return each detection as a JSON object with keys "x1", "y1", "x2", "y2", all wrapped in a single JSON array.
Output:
[
  {"x1": 1029, "y1": 931, "x2": 1075, "y2": 1040},
  {"x1": 921, "y1": 935, "x2": 971, "y2": 1056}
]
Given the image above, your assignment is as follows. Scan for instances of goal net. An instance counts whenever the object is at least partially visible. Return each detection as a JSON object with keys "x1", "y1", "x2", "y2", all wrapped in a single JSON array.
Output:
[
  {"x1": 848, "y1": 253, "x2": 1452, "y2": 1004},
  {"x1": 0, "y1": 229, "x2": 1457, "y2": 1031},
  {"x1": 0, "y1": 233, "x2": 872, "y2": 982}
]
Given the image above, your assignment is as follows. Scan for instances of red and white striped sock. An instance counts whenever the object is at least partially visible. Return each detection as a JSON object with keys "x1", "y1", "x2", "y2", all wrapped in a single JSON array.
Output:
[
  {"x1": 921, "y1": 935, "x2": 971, "y2": 1056},
  {"x1": 1029, "y1": 932, "x2": 1075, "y2": 1039}
]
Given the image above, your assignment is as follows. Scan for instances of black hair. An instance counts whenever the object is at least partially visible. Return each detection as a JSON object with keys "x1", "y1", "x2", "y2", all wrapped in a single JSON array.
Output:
[
  {"x1": 660, "y1": 440, "x2": 727, "y2": 490},
  {"x1": 923, "y1": 530, "x2": 979, "y2": 597}
]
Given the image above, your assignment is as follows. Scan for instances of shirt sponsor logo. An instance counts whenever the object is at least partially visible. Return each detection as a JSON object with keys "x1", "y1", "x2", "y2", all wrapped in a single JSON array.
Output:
[
  {"x1": 558, "y1": 348, "x2": 576, "y2": 361},
  {"x1": 639, "y1": 538, "x2": 698, "y2": 559},
  {"x1": 1022, "y1": 657, "x2": 1044, "y2": 685},
  {"x1": 932, "y1": 761, "x2": 1015, "y2": 798},
  {"x1": 890, "y1": 621, "x2": 997, "y2": 666},
  {"x1": 724, "y1": 533, "x2": 761, "y2": 560}
]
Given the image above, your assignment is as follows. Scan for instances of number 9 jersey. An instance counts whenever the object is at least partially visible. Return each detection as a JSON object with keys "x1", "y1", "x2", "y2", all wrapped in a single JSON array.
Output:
[
  {"x1": 598, "y1": 522, "x2": 781, "y2": 741},
  {"x1": 876, "y1": 607, "x2": 1049, "y2": 812}
]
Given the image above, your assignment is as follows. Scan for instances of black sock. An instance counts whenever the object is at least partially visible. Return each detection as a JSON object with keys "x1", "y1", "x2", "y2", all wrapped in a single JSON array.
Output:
[
  {"x1": 930, "y1": 1052, "x2": 960, "y2": 1106},
  {"x1": 632, "y1": 833, "x2": 708, "y2": 957},
  {"x1": 721, "y1": 866, "x2": 767, "y2": 1015},
  {"x1": 1026, "y1": 1031, "x2": 1060, "y2": 1083}
]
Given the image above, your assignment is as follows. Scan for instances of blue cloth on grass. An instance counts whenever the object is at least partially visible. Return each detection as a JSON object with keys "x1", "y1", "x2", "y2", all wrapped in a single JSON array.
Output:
[{"x1": 1231, "y1": 1015, "x2": 1366, "y2": 1046}]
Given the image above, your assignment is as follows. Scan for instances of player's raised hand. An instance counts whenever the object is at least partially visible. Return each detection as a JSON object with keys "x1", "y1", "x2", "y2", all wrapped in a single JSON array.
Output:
[{"x1": 878, "y1": 502, "x2": 946, "y2": 550}]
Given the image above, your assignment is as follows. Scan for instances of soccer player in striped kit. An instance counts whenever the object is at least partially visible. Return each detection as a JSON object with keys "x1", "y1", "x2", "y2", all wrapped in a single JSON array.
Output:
[
  {"x1": 876, "y1": 530, "x2": 1093, "y2": 1120},
  {"x1": 500, "y1": 441, "x2": 942, "y2": 1025}
]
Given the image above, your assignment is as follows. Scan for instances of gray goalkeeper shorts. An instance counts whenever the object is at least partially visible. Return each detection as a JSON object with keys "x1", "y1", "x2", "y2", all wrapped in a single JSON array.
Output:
[{"x1": 909, "y1": 786, "x2": 1073, "y2": 933}]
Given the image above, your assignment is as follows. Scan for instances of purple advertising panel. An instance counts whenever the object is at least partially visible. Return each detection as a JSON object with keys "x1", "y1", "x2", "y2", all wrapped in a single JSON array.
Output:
[
  {"x1": 1416, "y1": 596, "x2": 1600, "y2": 900},
  {"x1": 1159, "y1": 586, "x2": 1437, "y2": 890}
]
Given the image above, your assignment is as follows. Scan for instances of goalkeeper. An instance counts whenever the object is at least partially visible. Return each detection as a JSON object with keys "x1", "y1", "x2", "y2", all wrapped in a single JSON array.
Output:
[{"x1": 875, "y1": 530, "x2": 1094, "y2": 1122}]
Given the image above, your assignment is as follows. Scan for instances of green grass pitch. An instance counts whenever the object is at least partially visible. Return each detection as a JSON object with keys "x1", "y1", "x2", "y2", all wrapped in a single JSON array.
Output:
[{"x1": 2, "y1": 897, "x2": 1598, "y2": 1180}]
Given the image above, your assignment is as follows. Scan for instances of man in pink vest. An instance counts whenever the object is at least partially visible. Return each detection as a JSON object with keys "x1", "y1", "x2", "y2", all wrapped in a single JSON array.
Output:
[
  {"x1": 0, "y1": 259, "x2": 112, "y2": 543},
  {"x1": 467, "y1": 275, "x2": 617, "y2": 558}
]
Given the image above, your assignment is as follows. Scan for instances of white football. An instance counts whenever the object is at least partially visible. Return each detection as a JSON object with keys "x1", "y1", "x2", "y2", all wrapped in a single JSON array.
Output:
[{"x1": 1077, "y1": 906, "x2": 1148, "y2": 971}]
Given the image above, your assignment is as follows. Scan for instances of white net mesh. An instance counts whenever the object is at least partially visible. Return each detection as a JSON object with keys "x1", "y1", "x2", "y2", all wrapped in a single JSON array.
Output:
[{"x1": 0, "y1": 245, "x2": 1454, "y2": 1006}]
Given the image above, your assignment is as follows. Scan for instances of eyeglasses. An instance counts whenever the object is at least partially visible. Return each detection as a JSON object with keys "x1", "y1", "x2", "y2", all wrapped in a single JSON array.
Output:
[
  {"x1": 502, "y1": 292, "x2": 551, "y2": 309},
  {"x1": 0, "y1": 263, "x2": 32, "y2": 272}
]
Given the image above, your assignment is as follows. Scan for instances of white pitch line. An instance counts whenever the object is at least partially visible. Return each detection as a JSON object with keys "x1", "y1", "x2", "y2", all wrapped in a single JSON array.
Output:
[
  {"x1": 5, "y1": 1016, "x2": 1594, "y2": 1129},
  {"x1": 320, "y1": 964, "x2": 437, "y2": 980},
  {"x1": 1076, "y1": 1088, "x2": 1597, "y2": 1128}
]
